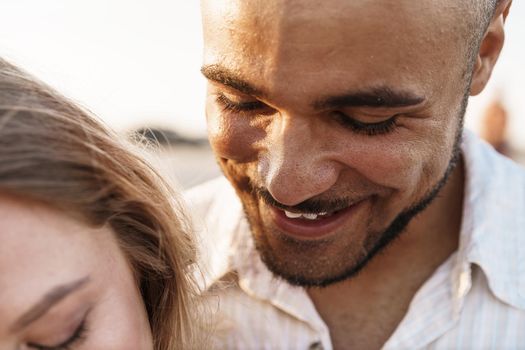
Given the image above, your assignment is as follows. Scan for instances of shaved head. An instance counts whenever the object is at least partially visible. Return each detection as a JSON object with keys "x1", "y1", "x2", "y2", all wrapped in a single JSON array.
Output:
[
  {"x1": 475, "y1": 0, "x2": 500, "y2": 29},
  {"x1": 202, "y1": 0, "x2": 501, "y2": 84},
  {"x1": 468, "y1": 0, "x2": 500, "y2": 57}
]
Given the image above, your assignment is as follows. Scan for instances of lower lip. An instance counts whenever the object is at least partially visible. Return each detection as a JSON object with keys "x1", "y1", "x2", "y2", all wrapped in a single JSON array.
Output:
[{"x1": 269, "y1": 199, "x2": 367, "y2": 240}]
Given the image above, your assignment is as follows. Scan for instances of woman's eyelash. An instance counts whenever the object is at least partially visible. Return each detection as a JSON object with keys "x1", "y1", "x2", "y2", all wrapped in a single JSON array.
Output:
[
  {"x1": 28, "y1": 318, "x2": 88, "y2": 350},
  {"x1": 55, "y1": 320, "x2": 87, "y2": 350}
]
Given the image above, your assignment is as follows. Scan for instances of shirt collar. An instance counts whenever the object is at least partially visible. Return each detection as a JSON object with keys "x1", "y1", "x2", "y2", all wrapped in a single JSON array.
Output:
[
  {"x1": 458, "y1": 130, "x2": 525, "y2": 309},
  {"x1": 231, "y1": 219, "x2": 329, "y2": 332}
]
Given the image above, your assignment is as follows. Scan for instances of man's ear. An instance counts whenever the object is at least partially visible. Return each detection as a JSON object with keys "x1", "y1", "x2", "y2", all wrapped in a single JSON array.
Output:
[{"x1": 470, "y1": 0, "x2": 512, "y2": 96}]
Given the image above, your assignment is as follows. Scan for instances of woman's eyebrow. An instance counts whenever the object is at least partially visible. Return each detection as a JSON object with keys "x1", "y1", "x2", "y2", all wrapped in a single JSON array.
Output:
[{"x1": 10, "y1": 276, "x2": 90, "y2": 333}]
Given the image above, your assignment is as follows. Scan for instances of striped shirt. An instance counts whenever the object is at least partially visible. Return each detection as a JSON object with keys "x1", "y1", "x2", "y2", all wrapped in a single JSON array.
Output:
[{"x1": 186, "y1": 131, "x2": 525, "y2": 350}]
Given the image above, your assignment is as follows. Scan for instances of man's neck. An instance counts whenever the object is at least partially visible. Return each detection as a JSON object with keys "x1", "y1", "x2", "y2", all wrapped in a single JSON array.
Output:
[{"x1": 307, "y1": 158, "x2": 465, "y2": 350}]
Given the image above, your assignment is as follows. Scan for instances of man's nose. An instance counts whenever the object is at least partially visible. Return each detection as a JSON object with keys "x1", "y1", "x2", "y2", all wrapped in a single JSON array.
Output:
[{"x1": 260, "y1": 116, "x2": 341, "y2": 206}]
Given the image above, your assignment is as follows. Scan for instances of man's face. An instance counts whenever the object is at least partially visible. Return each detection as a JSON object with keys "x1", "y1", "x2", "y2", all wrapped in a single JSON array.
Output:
[{"x1": 201, "y1": 0, "x2": 472, "y2": 286}]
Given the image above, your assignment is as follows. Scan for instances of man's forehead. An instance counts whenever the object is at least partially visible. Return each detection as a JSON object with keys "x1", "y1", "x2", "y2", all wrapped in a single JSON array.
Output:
[
  {"x1": 201, "y1": 0, "x2": 477, "y2": 102},
  {"x1": 201, "y1": 0, "x2": 464, "y2": 29},
  {"x1": 201, "y1": 0, "x2": 468, "y2": 65}
]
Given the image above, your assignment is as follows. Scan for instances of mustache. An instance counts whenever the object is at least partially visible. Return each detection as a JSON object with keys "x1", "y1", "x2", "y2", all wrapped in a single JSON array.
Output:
[{"x1": 253, "y1": 186, "x2": 363, "y2": 213}]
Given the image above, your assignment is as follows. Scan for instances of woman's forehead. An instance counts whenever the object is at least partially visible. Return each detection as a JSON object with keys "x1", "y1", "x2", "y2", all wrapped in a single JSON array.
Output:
[{"x1": 0, "y1": 196, "x2": 120, "y2": 314}]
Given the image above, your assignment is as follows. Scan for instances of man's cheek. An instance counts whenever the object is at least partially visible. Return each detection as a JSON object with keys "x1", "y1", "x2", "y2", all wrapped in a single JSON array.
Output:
[
  {"x1": 351, "y1": 149, "x2": 425, "y2": 224},
  {"x1": 207, "y1": 111, "x2": 264, "y2": 163},
  {"x1": 350, "y1": 145, "x2": 425, "y2": 191}
]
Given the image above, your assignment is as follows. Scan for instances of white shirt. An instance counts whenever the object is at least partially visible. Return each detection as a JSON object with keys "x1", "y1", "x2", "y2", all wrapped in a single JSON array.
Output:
[{"x1": 186, "y1": 131, "x2": 525, "y2": 350}]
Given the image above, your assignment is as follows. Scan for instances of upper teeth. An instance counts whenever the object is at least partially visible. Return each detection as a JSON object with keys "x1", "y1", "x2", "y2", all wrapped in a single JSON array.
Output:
[
  {"x1": 284, "y1": 210, "x2": 329, "y2": 220},
  {"x1": 284, "y1": 210, "x2": 303, "y2": 218},
  {"x1": 303, "y1": 213, "x2": 318, "y2": 220}
]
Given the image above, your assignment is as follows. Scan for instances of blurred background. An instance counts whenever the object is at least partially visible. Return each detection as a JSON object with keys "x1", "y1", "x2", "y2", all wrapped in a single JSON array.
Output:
[{"x1": 1, "y1": 0, "x2": 523, "y2": 188}]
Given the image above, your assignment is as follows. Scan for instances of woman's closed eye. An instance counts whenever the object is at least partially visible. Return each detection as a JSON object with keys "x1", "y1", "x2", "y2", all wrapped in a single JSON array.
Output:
[{"x1": 26, "y1": 314, "x2": 89, "y2": 350}]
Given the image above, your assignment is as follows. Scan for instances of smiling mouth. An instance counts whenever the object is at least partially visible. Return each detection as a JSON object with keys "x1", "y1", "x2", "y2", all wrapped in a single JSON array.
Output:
[{"x1": 268, "y1": 199, "x2": 368, "y2": 240}]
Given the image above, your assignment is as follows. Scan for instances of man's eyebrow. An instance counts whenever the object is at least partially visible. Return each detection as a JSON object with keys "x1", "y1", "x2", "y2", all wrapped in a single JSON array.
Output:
[
  {"x1": 201, "y1": 64, "x2": 265, "y2": 97},
  {"x1": 200, "y1": 65, "x2": 425, "y2": 109},
  {"x1": 10, "y1": 276, "x2": 90, "y2": 333},
  {"x1": 313, "y1": 87, "x2": 426, "y2": 109}
]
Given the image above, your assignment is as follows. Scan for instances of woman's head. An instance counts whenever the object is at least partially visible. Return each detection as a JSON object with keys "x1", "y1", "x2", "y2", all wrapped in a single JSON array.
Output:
[{"x1": 0, "y1": 58, "x2": 200, "y2": 349}]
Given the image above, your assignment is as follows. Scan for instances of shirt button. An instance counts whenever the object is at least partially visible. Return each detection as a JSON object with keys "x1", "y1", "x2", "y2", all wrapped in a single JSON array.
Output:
[{"x1": 308, "y1": 341, "x2": 324, "y2": 350}]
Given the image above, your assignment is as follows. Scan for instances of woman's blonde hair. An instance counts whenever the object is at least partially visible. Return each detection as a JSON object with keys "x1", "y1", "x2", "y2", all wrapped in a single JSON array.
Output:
[{"x1": 0, "y1": 57, "x2": 201, "y2": 349}]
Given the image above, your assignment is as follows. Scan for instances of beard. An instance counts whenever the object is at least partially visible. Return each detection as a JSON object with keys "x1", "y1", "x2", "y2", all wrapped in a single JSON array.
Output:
[
  {"x1": 258, "y1": 141, "x2": 462, "y2": 288},
  {"x1": 220, "y1": 92, "x2": 467, "y2": 288},
  {"x1": 247, "y1": 137, "x2": 462, "y2": 288}
]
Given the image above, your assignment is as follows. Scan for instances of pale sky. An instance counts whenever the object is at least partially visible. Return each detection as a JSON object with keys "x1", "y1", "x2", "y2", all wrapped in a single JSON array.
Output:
[{"x1": 1, "y1": 0, "x2": 524, "y2": 148}]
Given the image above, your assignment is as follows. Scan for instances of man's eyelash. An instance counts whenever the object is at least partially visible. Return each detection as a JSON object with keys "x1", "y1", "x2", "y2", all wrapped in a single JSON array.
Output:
[
  {"x1": 216, "y1": 93, "x2": 398, "y2": 136},
  {"x1": 216, "y1": 93, "x2": 265, "y2": 113},
  {"x1": 334, "y1": 112, "x2": 399, "y2": 136}
]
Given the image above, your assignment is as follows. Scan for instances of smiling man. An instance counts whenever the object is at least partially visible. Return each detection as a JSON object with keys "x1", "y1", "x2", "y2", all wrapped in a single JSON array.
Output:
[{"x1": 188, "y1": 0, "x2": 525, "y2": 348}]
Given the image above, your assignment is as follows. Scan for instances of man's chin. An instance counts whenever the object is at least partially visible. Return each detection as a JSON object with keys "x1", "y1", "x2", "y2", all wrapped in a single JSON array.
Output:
[
  {"x1": 251, "y1": 227, "x2": 368, "y2": 288},
  {"x1": 257, "y1": 245, "x2": 366, "y2": 288},
  {"x1": 250, "y1": 195, "x2": 440, "y2": 287}
]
